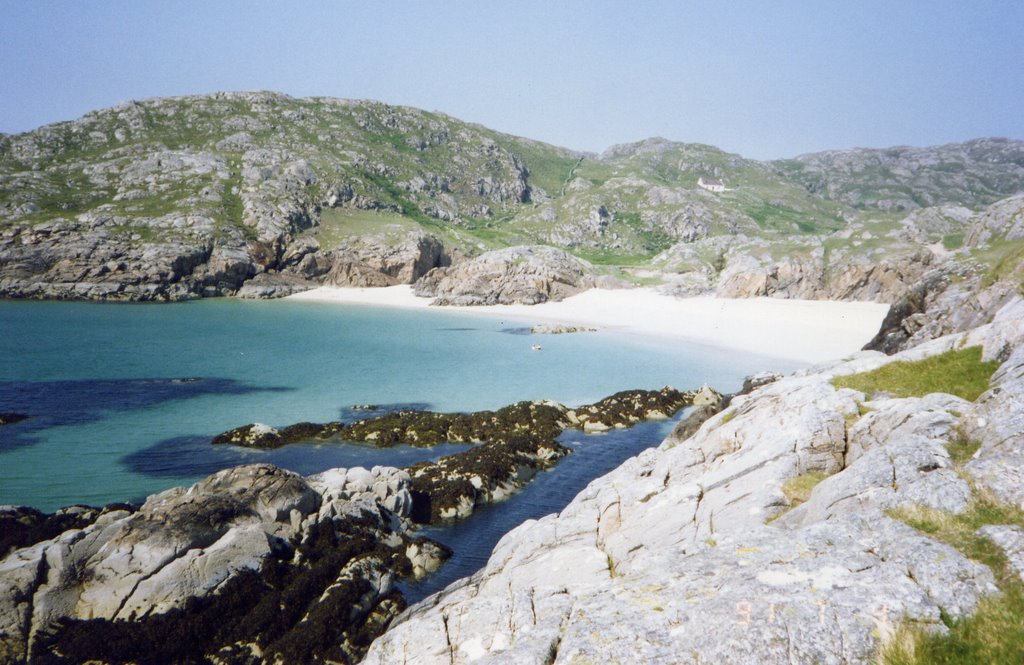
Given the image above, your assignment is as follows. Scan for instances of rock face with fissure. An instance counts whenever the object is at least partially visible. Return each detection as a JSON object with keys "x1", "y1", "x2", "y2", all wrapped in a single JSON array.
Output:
[
  {"x1": 363, "y1": 299, "x2": 1024, "y2": 664},
  {"x1": 0, "y1": 463, "x2": 449, "y2": 665}
]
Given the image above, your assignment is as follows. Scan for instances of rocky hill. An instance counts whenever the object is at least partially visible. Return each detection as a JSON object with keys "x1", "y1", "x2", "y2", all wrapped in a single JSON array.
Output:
[{"x1": 2, "y1": 92, "x2": 1023, "y2": 306}]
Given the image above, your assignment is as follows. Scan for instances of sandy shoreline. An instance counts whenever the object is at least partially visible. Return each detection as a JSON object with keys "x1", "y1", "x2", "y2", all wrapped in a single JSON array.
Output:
[{"x1": 286, "y1": 286, "x2": 890, "y2": 364}]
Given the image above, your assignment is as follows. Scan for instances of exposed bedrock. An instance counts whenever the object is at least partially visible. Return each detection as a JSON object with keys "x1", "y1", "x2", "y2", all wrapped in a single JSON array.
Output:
[
  {"x1": 864, "y1": 272, "x2": 1021, "y2": 355},
  {"x1": 714, "y1": 246, "x2": 938, "y2": 303},
  {"x1": 0, "y1": 216, "x2": 450, "y2": 301},
  {"x1": 413, "y1": 245, "x2": 609, "y2": 305},
  {"x1": 363, "y1": 298, "x2": 1024, "y2": 664},
  {"x1": 0, "y1": 463, "x2": 449, "y2": 665}
]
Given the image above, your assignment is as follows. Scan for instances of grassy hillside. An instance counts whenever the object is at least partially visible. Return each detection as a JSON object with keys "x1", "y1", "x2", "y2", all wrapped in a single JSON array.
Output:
[{"x1": 2, "y1": 92, "x2": 1023, "y2": 275}]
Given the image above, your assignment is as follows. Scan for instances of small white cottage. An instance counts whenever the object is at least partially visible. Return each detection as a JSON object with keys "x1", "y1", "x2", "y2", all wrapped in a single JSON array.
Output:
[{"x1": 698, "y1": 177, "x2": 726, "y2": 192}]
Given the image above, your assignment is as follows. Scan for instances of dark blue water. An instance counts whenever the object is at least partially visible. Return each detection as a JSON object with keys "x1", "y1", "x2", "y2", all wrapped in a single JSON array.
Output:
[{"x1": 401, "y1": 416, "x2": 680, "y2": 603}]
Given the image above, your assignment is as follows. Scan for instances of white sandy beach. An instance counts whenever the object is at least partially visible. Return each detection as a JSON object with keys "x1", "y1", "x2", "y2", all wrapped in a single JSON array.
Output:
[{"x1": 287, "y1": 285, "x2": 890, "y2": 364}]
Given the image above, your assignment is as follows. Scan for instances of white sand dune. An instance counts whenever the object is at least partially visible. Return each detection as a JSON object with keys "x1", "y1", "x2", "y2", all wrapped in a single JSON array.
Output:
[{"x1": 286, "y1": 285, "x2": 890, "y2": 364}]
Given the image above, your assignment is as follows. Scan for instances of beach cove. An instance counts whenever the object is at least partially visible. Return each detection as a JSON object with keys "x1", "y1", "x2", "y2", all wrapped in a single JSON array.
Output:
[
  {"x1": 0, "y1": 289, "x2": 890, "y2": 511},
  {"x1": 289, "y1": 285, "x2": 891, "y2": 364}
]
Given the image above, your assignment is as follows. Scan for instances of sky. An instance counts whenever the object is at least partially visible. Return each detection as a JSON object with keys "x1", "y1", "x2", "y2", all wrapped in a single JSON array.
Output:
[{"x1": 1, "y1": 1, "x2": 1022, "y2": 159}]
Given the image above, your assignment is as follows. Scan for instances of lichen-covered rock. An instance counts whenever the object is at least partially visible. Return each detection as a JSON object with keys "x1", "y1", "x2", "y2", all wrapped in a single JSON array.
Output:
[
  {"x1": 0, "y1": 463, "x2": 447, "y2": 665},
  {"x1": 414, "y1": 245, "x2": 597, "y2": 305},
  {"x1": 364, "y1": 318, "x2": 1024, "y2": 664},
  {"x1": 964, "y1": 338, "x2": 1024, "y2": 509},
  {"x1": 977, "y1": 525, "x2": 1024, "y2": 582}
]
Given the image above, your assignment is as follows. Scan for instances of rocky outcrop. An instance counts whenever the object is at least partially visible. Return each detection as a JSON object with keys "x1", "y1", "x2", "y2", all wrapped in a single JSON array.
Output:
[
  {"x1": 414, "y1": 245, "x2": 599, "y2": 305},
  {"x1": 783, "y1": 137, "x2": 1024, "y2": 210},
  {"x1": 235, "y1": 271, "x2": 318, "y2": 298},
  {"x1": 963, "y1": 193, "x2": 1024, "y2": 247},
  {"x1": 336, "y1": 231, "x2": 449, "y2": 284},
  {"x1": 363, "y1": 301, "x2": 1024, "y2": 664},
  {"x1": 212, "y1": 388, "x2": 708, "y2": 524},
  {"x1": 714, "y1": 246, "x2": 938, "y2": 303},
  {"x1": 0, "y1": 463, "x2": 448, "y2": 665},
  {"x1": 0, "y1": 93, "x2": 571, "y2": 302},
  {"x1": 865, "y1": 272, "x2": 1020, "y2": 355}
]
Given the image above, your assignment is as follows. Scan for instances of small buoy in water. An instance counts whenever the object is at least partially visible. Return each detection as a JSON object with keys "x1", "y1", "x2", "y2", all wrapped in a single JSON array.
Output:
[{"x1": 531, "y1": 344, "x2": 542, "y2": 351}]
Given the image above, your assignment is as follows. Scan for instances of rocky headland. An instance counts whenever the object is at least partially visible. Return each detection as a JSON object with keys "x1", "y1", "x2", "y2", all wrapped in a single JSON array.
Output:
[
  {"x1": 0, "y1": 385, "x2": 718, "y2": 664},
  {"x1": 364, "y1": 297, "x2": 1024, "y2": 665}
]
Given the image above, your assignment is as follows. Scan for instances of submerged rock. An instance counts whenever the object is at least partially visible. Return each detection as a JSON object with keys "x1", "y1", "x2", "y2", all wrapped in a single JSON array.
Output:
[
  {"x1": 0, "y1": 412, "x2": 28, "y2": 426},
  {"x1": 529, "y1": 324, "x2": 597, "y2": 334}
]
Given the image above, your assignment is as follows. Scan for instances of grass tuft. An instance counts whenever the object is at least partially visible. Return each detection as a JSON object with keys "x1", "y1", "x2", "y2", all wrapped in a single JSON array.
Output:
[
  {"x1": 831, "y1": 346, "x2": 999, "y2": 402},
  {"x1": 767, "y1": 471, "x2": 831, "y2": 523},
  {"x1": 781, "y1": 471, "x2": 829, "y2": 508},
  {"x1": 880, "y1": 494, "x2": 1024, "y2": 664}
]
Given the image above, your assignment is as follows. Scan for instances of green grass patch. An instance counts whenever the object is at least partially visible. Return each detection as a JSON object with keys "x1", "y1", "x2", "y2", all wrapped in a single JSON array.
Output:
[
  {"x1": 570, "y1": 248, "x2": 654, "y2": 267},
  {"x1": 946, "y1": 432, "x2": 982, "y2": 467},
  {"x1": 942, "y1": 233, "x2": 965, "y2": 251},
  {"x1": 316, "y1": 208, "x2": 422, "y2": 250},
  {"x1": 880, "y1": 496, "x2": 1024, "y2": 665},
  {"x1": 765, "y1": 470, "x2": 830, "y2": 523},
  {"x1": 781, "y1": 471, "x2": 829, "y2": 507},
  {"x1": 831, "y1": 346, "x2": 999, "y2": 402},
  {"x1": 979, "y1": 240, "x2": 1024, "y2": 289}
]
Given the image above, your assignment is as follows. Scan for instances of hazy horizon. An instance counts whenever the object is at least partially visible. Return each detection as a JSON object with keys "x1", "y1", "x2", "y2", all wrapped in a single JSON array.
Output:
[{"x1": 3, "y1": 1, "x2": 1022, "y2": 160}]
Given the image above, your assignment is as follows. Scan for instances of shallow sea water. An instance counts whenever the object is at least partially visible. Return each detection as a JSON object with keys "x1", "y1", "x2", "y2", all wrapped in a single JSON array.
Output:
[{"x1": 0, "y1": 298, "x2": 799, "y2": 516}]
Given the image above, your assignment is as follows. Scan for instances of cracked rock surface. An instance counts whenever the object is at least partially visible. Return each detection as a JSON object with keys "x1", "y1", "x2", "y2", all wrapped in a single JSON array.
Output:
[
  {"x1": 0, "y1": 463, "x2": 447, "y2": 664},
  {"x1": 363, "y1": 298, "x2": 1024, "y2": 664}
]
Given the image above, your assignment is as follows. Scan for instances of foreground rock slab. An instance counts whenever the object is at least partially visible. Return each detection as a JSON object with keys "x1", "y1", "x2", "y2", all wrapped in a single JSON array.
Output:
[
  {"x1": 363, "y1": 299, "x2": 1024, "y2": 664},
  {"x1": 0, "y1": 463, "x2": 448, "y2": 665}
]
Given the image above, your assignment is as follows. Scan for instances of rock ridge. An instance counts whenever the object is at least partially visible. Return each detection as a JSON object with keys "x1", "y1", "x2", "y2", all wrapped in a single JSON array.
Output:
[{"x1": 363, "y1": 297, "x2": 1024, "y2": 664}]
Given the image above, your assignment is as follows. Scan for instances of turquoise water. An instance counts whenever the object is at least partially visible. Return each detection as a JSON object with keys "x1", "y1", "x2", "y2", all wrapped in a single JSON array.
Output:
[{"x1": 0, "y1": 299, "x2": 800, "y2": 512}]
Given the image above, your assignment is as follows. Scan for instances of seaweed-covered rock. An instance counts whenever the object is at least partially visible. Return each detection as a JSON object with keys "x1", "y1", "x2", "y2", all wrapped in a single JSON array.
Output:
[
  {"x1": 0, "y1": 463, "x2": 448, "y2": 665},
  {"x1": 211, "y1": 420, "x2": 343, "y2": 448},
  {"x1": 0, "y1": 503, "x2": 136, "y2": 559},
  {"x1": 566, "y1": 387, "x2": 698, "y2": 431},
  {"x1": 407, "y1": 434, "x2": 570, "y2": 523},
  {"x1": 337, "y1": 400, "x2": 570, "y2": 447},
  {"x1": 0, "y1": 413, "x2": 29, "y2": 426},
  {"x1": 210, "y1": 388, "x2": 706, "y2": 524}
]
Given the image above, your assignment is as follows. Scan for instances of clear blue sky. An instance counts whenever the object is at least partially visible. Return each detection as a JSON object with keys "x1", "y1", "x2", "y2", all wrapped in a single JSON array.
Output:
[{"x1": 2, "y1": 1, "x2": 1021, "y2": 159}]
